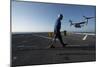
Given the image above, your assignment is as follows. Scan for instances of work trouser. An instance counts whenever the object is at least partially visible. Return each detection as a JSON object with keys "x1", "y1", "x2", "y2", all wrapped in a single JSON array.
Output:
[{"x1": 51, "y1": 32, "x2": 65, "y2": 46}]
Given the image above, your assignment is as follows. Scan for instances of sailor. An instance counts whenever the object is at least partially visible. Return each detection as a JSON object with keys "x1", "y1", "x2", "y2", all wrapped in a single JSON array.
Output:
[{"x1": 48, "y1": 14, "x2": 67, "y2": 48}]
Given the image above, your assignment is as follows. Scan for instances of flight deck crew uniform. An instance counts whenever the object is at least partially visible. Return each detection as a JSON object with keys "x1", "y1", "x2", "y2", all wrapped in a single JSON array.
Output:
[{"x1": 49, "y1": 14, "x2": 66, "y2": 48}]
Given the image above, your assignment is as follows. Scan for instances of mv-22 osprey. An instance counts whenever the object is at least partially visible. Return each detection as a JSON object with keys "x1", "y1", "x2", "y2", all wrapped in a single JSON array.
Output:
[{"x1": 69, "y1": 16, "x2": 95, "y2": 28}]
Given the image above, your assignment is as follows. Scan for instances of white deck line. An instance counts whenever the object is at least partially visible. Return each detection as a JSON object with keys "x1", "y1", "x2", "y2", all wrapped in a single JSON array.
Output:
[
  {"x1": 33, "y1": 34, "x2": 52, "y2": 39},
  {"x1": 33, "y1": 34, "x2": 59, "y2": 41},
  {"x1": 75, "y1": 33, "x2": 96, "y2": 35},
  {"x1": 82, "y1": 34, "x2": 88, "y2": 40},
  {"x1": 17, "y1": 44, "x2": 90, "y2": 48}
]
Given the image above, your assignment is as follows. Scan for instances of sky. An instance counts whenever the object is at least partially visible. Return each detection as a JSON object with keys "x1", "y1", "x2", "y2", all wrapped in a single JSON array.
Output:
[{"x1": 12, "y1": 1, "x2": 96, "y2": 32}]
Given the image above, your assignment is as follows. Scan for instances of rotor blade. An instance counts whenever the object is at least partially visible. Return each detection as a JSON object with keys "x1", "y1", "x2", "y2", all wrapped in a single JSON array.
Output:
[{"x1": 83, "y1": 16, "x2": 95, "y2": 19}]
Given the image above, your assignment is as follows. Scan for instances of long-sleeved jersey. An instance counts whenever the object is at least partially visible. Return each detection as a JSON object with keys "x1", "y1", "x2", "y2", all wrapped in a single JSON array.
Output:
[{"x1": 54, "y1": 18, "x2": 61, "y2": 33}]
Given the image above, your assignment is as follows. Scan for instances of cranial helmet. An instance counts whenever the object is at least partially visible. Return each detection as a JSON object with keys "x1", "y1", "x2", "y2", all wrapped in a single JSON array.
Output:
[{"x1": 58, "y1": 14, "x2": 63, "y2": 19}]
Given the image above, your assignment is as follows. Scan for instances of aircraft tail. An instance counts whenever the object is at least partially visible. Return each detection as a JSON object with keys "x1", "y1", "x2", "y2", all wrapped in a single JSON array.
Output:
[
  {"x1": 83, "y1": 16, "x2": 87, "y2": 19},
  {"x1": 69, "y1": 19, "x2": 73, "y2": 26},
  {"x1": 83, "y1": 16, "x2": 88, "y2": 25}
]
